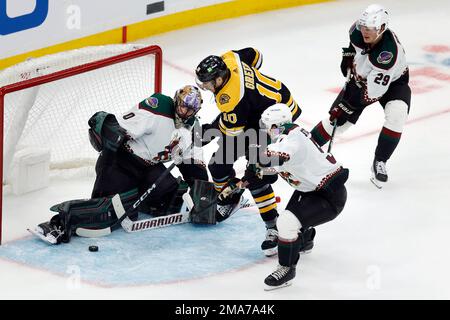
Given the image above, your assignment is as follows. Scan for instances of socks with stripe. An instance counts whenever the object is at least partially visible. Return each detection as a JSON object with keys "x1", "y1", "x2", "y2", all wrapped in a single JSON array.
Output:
[
  {"x1": 375, "y1": 127, "x2": 402, "y2": 162},
  {"x1": 250, "y1": 185, "x2": 278, "y2": 226},
  {"x1": 310, "y1": 121, "x2": 331, "y2": 147}
]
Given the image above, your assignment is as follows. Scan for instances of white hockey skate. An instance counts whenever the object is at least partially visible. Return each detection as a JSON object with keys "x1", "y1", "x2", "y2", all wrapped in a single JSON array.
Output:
[{"x1": 370, "y1": 159, "x2": 388, "y2": 189}]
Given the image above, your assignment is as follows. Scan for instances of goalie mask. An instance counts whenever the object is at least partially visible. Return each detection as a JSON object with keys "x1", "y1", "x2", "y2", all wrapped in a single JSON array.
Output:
[{"x1": 174, "y1": 85, "x2": 202, "y2": 128}]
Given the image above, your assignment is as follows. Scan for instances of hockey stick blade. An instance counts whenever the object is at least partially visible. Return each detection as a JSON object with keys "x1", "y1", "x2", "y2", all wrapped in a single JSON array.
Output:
[{"x1": 124, "y1": 211, "x2": 190, "y2": 233}]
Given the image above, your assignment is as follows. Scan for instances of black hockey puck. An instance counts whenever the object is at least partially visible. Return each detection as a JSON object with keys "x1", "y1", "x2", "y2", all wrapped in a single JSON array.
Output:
[{"x1": 89, "y1": 245, "x2": 98, "y2": 252}]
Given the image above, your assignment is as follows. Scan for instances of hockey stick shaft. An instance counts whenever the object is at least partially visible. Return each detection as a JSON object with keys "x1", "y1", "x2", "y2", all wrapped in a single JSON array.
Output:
[
  {"x1": 327, "y1": 69, "x2": 352, "y2": 153},
  {"x1": 76, "y1": 161, "x2": 178, "y2": 237},
  {"x1": 327, "y1": 119, "x2": 338, "y2": 153}
]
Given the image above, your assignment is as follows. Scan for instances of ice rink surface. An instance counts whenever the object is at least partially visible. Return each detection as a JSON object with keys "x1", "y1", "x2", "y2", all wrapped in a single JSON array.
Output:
[{"x1": 1, "y1": 0, "x2": 450, "y2": 299}]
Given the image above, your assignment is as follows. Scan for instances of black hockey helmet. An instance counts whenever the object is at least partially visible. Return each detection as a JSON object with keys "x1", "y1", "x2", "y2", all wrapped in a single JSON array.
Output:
[{"x1": 195, "y1": 55, "x2": 228, "y2": 83}]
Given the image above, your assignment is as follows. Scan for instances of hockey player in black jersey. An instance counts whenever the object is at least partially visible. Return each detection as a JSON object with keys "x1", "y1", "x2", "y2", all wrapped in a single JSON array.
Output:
[
  {"x1": 195, "y1": 48, "x2": 302, "y2": 256},
  {"x1": 31, "y1": 85, "x2": 208, "y2": 244},
  {"x1": 310, "y1": 4, "x2": 411, "y2": 188}
]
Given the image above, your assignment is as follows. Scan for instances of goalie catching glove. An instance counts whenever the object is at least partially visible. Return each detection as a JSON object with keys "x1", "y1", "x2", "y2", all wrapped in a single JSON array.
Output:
[{"x1": 88, "y1": 111, "x2": 129, "y2": 152}]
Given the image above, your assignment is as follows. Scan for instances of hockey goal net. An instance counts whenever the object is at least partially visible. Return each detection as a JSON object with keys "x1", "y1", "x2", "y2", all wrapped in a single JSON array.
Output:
[{"x1": 0, "y1": 44, "x2": 162, "y2": 244}]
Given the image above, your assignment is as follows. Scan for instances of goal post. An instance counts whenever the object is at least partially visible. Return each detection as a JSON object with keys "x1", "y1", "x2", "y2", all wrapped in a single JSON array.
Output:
[{"x1": 0, "y1": 44, "x2": 163, "y2": 244}]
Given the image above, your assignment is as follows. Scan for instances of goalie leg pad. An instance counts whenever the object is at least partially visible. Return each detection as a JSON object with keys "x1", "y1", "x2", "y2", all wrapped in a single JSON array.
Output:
[
  {"x1": 49, "y1": 188, "x2": 140, "y2": 241},
  {"x1": 189, "y1": 180, "x2": 217, "y2": 224}
]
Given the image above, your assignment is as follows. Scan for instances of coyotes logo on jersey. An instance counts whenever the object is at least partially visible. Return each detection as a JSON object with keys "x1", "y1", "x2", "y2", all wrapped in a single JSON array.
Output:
[{"x1": 279, "y1": 171, "x2": 300, "y2": 187}]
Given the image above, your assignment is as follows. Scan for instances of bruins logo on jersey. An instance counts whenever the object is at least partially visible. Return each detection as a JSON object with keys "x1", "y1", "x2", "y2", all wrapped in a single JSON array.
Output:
[{"x1": 219, "y1": 94, "x2": 231, "y2": 105}]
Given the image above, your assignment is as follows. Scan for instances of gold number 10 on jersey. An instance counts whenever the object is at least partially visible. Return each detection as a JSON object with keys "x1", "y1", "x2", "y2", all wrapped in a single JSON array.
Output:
[{"x1": 223, "y1": 113, "x2": 237, "y2": 124}]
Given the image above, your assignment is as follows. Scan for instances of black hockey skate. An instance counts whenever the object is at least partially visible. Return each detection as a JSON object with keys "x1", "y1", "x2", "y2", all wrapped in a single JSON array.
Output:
[
  {"x1": 261, "y1": 227, "x2": 279, "y2": 257},
  {"x1": 370, "y1": 158, "x2": 388, "y2": 189},
  {"x1": 28, "y1": 219, "x2": 65, "y2": 245},
  {"x1": 299, "y1": 227, "x2": 316, "y2": 254},
  {"x1": 264, "y1": 264, "x2": 296, "y2": 291}
]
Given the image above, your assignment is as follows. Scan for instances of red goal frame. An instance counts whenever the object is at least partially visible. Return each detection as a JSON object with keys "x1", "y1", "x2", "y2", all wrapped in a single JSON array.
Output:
[{"x1": 0, "y1": 45, "x2": 163, "y2": 244}]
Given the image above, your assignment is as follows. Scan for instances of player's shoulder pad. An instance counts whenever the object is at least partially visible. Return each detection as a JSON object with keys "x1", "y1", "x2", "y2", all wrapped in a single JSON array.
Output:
[
  {"x1": 216, "y1": 52, "x2": 244, "y2": 113},
  {"x1": 138, "y1": 93, "x2": 175, "y2": 119},
  {"x1": 369, "y1": 30, "x2": 398, "y2": 70},
  {"x1": 232, "y1": 47, "x2": 263, "y2": 69},
  {"x1": 349, "y1": 22, "x2": 365, "y2": 50}
]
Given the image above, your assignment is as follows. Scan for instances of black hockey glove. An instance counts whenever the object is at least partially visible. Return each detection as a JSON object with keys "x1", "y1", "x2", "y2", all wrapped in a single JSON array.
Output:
[
  {"x1": 329, "y1": 99, "x2": 356, "y2": 126},
  {"x1": 340, "y1": 45, "x2": 356, "y2": 77},
  {"x1": 218, "y1": 178, "x2": 246, "y2": 205},
  {"x1": 243, "y1": 163, "x2": 264, "y2": 183}
]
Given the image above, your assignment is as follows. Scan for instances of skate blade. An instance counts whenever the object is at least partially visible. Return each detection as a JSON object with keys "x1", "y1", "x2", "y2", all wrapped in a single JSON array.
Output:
[
  {"x1": 264, "y1": 280, "x2": 292, "y2": 291},
  {"x1": 263, "y1": 247, "x2": 278, "y2": 257},
  {"x1": 370, "y1": 177, "x2": 384, "y2": 189},
  {"x1": 300, "y1": 249, "x2": 313, "y2": 255}
]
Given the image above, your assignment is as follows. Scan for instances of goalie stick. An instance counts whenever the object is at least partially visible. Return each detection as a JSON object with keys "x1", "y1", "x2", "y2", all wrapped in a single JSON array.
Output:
[
  {"x1": 76, "y1": 139, "x2": 194, "y2": 238},
  {"x1": 75, "y1": 161, "x2": 178, "y2": 238},
  {"x1": 76, "y1": 192, "x2": 191, "y2": 237},
  {"x1": 77, "y1": 193, "x2": 252, "y2": 237}
]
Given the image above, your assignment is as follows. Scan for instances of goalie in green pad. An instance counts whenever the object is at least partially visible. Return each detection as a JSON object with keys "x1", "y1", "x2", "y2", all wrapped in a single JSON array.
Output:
[
  {"x1": 30, "y1": 85, "x2": 208, "y2": 244},
  {"x1": 31, "y1": 189, "x2": 139, "y2": 244}
]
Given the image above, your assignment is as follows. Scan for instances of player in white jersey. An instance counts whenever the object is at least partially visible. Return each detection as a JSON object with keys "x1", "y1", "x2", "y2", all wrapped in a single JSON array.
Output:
[
  {"x1": 250, "y1": 104, "x2": 348, "y2": 290},
  {"x1": 310, "y1": 4, "x2": 411, "y2": 188},
  {"x1": 32, "y1": 85, "x2": 208, "y2": 244}
]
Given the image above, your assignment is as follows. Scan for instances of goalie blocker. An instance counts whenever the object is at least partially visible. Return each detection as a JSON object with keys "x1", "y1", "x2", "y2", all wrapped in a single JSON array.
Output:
[
  {"x1": 189, "y1": 180, "x2": 217, "y2": 224},
  {"x1": 188, "y1": 180, "x2": 248, "y2": 225}
]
